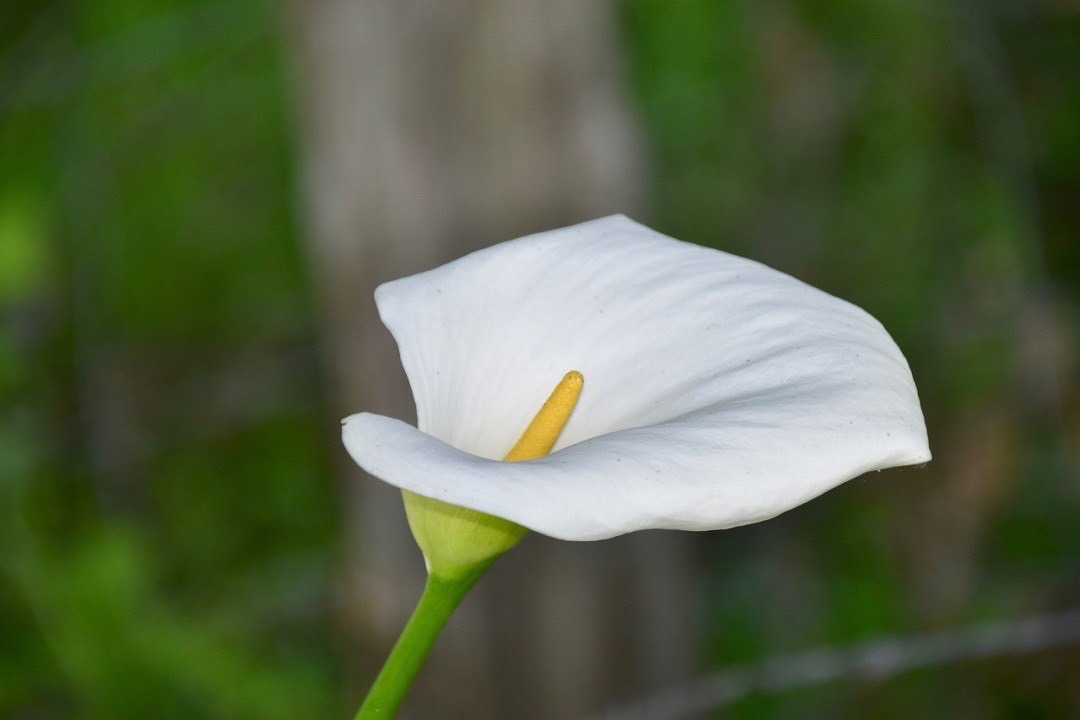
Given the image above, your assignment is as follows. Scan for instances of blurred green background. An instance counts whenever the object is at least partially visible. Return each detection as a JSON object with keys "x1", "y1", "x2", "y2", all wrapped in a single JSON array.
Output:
[{"x1": 1, "y1": 0, "x2": 1077, "y2": 718}]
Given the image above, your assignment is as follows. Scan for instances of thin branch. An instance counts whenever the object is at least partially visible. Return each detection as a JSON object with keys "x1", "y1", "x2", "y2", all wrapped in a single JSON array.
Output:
[{"x1": 595, "y1": 608, "x2": 1080, "y2": 720}]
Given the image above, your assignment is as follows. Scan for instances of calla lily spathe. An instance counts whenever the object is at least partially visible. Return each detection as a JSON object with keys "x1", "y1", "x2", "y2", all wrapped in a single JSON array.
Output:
[{"x1": 342, "y1": 215, "x2": 930, "y2": 541}]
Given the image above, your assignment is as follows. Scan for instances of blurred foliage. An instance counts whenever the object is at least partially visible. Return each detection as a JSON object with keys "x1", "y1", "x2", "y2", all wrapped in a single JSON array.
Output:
[
  {"x1": 1, "y1": 0, "x2": 343, "y2": 717},
  {"x1": 1, "y1": 0, "x2": 1077, "y2": 718}
]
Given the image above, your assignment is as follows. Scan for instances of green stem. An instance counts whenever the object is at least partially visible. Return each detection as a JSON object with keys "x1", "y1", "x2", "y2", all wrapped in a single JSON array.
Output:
[{"x1": 354, "y1": 563, "x2": 492, "y2": 720}]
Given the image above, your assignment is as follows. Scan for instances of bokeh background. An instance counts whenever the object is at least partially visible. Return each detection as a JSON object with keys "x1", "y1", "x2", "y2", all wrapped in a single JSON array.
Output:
[{"x1": 1, "y1": 1, "x2": 1077, "y2": 718}]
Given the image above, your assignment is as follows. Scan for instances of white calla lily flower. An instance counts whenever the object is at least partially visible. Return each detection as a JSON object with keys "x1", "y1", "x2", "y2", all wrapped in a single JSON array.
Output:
[{"x1": 342, "y1": 215, "x2": 930, "y2": 542}]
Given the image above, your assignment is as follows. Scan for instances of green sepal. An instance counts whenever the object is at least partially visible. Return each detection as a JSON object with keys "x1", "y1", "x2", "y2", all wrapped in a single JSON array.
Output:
[{"x1": 402, "y1": 490, "x2": 527, "y2": 580}]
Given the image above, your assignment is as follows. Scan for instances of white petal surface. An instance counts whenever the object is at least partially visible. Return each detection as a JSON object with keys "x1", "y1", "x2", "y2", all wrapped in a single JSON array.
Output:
[{"x1": 342, "y1": 215, "x2": 930, "y2": 541}]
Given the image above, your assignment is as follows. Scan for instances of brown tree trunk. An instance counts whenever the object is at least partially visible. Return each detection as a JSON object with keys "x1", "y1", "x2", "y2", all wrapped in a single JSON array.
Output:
[{"x1": 287, "y1": 2, "x2": 695, "y2": 717}]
